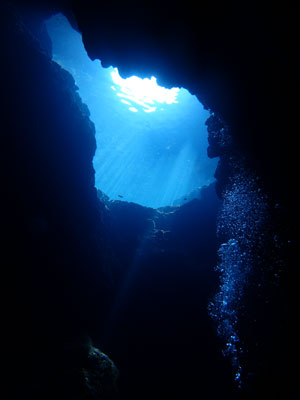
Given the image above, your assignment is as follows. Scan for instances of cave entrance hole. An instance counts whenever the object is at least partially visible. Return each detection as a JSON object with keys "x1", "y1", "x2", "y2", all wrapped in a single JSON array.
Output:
[{"x1": 46, "y1": 14, "x2": 218, "y2": 209}]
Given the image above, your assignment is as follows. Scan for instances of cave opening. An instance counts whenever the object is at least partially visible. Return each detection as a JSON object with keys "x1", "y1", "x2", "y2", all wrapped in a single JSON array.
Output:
[{"x1": 46, "y1": 14, "x2": 218, "y2": 209}]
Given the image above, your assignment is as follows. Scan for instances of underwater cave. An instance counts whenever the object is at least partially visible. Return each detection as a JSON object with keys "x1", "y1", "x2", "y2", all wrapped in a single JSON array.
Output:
[{"x1": 1, "y1": 2, "x2": 292, "y2": 400}]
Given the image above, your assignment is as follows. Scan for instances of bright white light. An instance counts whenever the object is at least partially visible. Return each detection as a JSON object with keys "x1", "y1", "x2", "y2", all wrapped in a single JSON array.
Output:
[
  {"x1": 121, "y1": 99, "x2": 131, "y2": 105},
  {"x1": 111, "y1": 68, "x2": 179, "y2": 112}
]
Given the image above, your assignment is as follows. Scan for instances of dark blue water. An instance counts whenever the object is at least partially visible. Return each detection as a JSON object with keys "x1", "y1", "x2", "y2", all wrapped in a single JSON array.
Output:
[{"x1": 46, "y1": 14, "x2": 218, "y2": 208}]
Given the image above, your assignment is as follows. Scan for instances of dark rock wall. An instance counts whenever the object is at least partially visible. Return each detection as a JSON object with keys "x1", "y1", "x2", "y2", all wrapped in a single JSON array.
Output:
[{"x1": 1, "y1": 4, "x2": 113, "y2": 398}]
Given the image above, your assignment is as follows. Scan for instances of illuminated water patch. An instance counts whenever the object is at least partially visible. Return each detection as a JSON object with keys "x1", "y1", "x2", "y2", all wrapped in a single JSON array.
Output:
[
  {"x1": 111, "y1": 68, "x2": 180, "y2": 113},
  {"x1": 46, "y1": 13, "x2": 218, "y2": 209}
]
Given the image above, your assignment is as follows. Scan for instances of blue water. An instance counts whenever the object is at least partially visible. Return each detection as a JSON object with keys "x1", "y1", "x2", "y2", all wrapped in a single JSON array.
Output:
[{"x1": 46, "y1": 14, "x2": 218, "y2": 209}]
